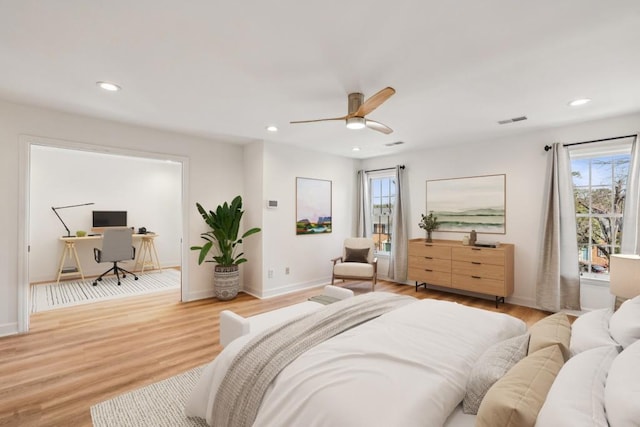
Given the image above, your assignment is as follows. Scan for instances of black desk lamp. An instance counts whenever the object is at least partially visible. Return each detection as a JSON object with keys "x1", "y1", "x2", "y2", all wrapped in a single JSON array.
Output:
[{"x1": 51, "y1": 202, "x2": 95, "y2": 237}]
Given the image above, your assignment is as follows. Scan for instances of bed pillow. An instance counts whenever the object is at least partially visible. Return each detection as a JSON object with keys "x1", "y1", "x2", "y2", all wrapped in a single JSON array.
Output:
[
  {"x1": 535, "y1": 345, "x2": 618, "y2": 427},
  {"x1": 609, "y1": 295, "x2": 640, "y2": 349},
  {"x1": 570, "y1": 308, "x2": 619, "y2": 356},
  {"x1": 462, "y1": 333, "x2": 530, "y2": 414},
  {"x1": 605, "y1": 339, "x2": 640, "y2": 427},
  {"x1": 476, "y1": 344, "x2": 564, "y2": 427},
  {"x1": 528, "y1": 312, "x2": 571, "y2": 361},
  {"x1": 344, "y1": 247, "x2": 370, "y2": 263}
]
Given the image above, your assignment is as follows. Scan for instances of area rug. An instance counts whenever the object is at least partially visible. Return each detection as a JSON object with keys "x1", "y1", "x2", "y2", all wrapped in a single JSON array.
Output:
[
  {"x1": 31, "y1": 268, "x2": 181, "y2": 313},
  {"x1": 91, "y1": 365, "x2": 207, "y2": 427}
]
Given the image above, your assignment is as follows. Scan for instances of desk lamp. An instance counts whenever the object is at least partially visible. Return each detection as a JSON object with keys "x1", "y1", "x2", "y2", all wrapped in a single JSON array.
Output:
[
  {"x1": 51, "y1": 202, "x2": 95, "y2": 237},
  {"x1": 610, "y1": 254, "x2": 640, "y2": 309}
]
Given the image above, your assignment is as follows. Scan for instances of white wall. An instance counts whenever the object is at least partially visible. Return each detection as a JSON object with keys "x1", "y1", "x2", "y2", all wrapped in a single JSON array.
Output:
[
  {"x1": 242, "y1": 141, "x2": 265, "y2": 296},
  {"x1": 254, "y1": 141, "x2": 359, "y2": 298},
  {"x1": 362, "y1": 111, "x2": 640, "y2": 308},
  {"x1": 2, "y1": 96, "x2": 637, "y2": 336},
  {"x1": 29, "y1": 145, "x2": 182, "y2": 282},
  {"x1": 0, "y1": 99, "x2": 246, "y2": 336}
]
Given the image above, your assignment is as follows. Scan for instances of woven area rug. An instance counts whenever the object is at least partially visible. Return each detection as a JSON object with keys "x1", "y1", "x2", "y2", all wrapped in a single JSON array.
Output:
[
  {"x1": 91, "y1": 365, "x2": 207, "y2": 427},
  {"x1": 31, "y1": 268, "x2": 181, "y2": 313}
]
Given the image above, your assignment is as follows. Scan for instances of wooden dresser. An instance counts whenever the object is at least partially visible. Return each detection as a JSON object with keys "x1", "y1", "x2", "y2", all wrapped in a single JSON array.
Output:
[{"x1": 408, "y1": 238, "x2": 514, "y2": 306}]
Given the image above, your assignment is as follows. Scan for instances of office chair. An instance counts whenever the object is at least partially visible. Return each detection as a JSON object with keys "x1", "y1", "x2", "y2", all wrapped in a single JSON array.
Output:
[{"x1": 93, "y1": 227, "x2": 138, "y2": 286}]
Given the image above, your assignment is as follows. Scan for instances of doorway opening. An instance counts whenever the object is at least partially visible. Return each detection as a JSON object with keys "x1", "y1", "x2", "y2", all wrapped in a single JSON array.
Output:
[{"x1": 19, "y1": 136, "x2": 189, "y2": 330}]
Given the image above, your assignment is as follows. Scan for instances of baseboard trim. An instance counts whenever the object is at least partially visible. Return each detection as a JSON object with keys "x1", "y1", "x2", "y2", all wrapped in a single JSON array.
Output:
[
  {"x1": 184, "y1": 289, "x2": 215, "y2": 301},
  {"x1": 245, "y1": 278, "x2": 330, "y2": 299},
  {"x1": 0, "y1": 322, "x2": 19, "y2": 337}
]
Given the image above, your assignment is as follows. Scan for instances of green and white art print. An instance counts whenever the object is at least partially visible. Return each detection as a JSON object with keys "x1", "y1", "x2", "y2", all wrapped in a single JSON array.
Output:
[{"x1": 426, "y1": 174, "x2": 506, "y2": 234}]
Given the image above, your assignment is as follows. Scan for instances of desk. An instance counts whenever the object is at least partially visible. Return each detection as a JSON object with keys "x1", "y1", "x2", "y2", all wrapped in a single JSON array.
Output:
[{"x1": 56, "y1": 233, "x2": 161, "y2": 284}]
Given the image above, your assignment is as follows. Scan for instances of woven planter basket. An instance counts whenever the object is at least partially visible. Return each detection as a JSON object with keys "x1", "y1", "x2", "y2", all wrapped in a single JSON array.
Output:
[{"x1": 214, "y1": 265, "x2": 240, "y2": 300}]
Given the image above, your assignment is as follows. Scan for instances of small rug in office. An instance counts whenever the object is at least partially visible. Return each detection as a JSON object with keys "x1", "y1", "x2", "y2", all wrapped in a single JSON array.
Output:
[
  {"x1": 30, "y1": 268, "x2": 180, "y2": 313},
  {"x1": 91, "y1": 365, "x2": 207, "y2": 427}
]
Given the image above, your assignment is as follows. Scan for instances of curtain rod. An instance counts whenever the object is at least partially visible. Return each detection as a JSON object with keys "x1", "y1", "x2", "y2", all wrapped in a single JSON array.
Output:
[
  {"x1": 544, "y1": 134, "x2": 637, "y2": 152},
  {"x1": 365, "y1": 165, "x2": 405, "y2": 173}
]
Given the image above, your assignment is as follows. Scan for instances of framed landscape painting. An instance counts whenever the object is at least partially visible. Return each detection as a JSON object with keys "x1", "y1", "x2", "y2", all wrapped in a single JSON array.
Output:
[
  {"x1": 426, "y1": 174, "x2": 506, "y2": 234},
  {"x1": 296, "y1": 177, "x2": 332, "y2": 235}
]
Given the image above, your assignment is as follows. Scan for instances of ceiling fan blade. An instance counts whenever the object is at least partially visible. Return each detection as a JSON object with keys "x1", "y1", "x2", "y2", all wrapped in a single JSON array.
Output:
[
  {"x1": 355, "y1": 87, "x2": 396, "y2": 117},
  {"x1": 365, "y1": 119, "x2": 393, "y2": 134},
  {"x1": 290, "y1": 116, "x2": 347, "y2": 124}
]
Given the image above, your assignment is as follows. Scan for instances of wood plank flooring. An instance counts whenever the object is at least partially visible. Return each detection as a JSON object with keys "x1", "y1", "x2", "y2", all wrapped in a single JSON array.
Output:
[{"x1": 0, "y1": 280, "x2": 550, "y2": 427}]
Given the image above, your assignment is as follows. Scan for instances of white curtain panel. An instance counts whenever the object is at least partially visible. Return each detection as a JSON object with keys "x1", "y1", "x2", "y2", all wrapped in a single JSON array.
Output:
[
  {"x1": 388, "y1": 166, "x2": 408, "y2": 281},
  {"x1": 621, "y1": 135, "x2": 640, "y2": 254},
  {"x1": 536, "y1": 143, "x2": 581, "y2": 311},
  {"x1": 356, "y1": 170, "x2": 371, "y2": 238}
]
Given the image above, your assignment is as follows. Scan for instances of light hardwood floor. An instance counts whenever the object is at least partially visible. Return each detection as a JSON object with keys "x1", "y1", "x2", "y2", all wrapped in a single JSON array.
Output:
[{"x1": 0, "y1": 280, "x2": 550, "y2": 427}]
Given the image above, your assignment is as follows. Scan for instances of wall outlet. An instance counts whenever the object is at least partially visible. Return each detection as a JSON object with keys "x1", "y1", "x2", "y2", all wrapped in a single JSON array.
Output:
[
  {"x1": 268, "y1": 269, "x2": 274, "y2": 279},
  {"x1": 285, "y1": 267, "x2": 290, "y2": 275}
]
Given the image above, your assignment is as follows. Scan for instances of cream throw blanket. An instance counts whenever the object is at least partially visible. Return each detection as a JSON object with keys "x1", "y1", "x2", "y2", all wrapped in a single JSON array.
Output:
[{"x1": 210, "y1": 292, "x2": 414, "y2": 427}]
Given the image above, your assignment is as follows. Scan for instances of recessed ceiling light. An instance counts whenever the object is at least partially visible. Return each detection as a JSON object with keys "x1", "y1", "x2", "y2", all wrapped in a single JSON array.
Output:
[
  {"x1": 568, "y1": 98, "x2": 591, "y2": 107},
  {"x1": 266, "y1": 125, "x2": 278, "y2": 132},
  {"x1": 352, "y1": 147, "x2": 361, "y2": 152},
  {"x1": 96, "y1": 81, "x2": 121, "y2": 92}
]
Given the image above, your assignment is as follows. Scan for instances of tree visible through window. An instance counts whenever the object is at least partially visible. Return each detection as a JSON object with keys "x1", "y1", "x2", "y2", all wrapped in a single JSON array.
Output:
[
  {"x1": 570, "y1": 142, "x2": 632, "y2": 277},
  {"x1": 370, "y1": 175, "x2": 395, "y2": 253}
]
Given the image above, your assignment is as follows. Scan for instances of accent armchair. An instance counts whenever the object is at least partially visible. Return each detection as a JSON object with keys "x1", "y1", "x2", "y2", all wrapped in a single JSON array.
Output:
[
  {"x1": 93, "y1": 227, "x2": 138, "y2": 286},
  {"x1": 331, "y1": 237, "x2": 377, "y2": 291}
]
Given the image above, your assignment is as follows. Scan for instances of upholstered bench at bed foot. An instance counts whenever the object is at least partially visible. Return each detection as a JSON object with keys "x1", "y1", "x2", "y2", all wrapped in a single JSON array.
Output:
[{"x1": 219, "y1": 285, "x2": 354, "y2": 347}]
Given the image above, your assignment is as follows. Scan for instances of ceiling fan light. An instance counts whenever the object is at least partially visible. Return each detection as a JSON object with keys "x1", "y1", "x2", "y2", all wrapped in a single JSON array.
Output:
[{"x1": 346, "y1": 117, "x2": 366, "y2": 130}]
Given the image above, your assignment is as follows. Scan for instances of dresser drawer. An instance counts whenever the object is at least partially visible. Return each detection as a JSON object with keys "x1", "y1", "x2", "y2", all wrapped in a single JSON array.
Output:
[
  {"x1": 451, "y1": 247, "x2": 504, "y2": 265},
  {"x1": 408, "y1": 267, "x2": 451, "y2": 287},
  {"x1": 452, "y1": 260, "x2": 504, "y2": 281},
  {"x1": 452, "y1": 274, "x2": 505, "y2": 296},
  {"x1": 409, "y1": 242, "x2": 451, "y2": 259},
  {"x1": 409, "y1": 256, "x2": 451, "y2": 273}
]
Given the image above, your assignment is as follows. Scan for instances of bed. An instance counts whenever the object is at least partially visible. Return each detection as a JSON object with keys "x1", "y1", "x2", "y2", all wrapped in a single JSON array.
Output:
[{"x1": 185, "y1": 292, "x2": 640, "y2": 427}]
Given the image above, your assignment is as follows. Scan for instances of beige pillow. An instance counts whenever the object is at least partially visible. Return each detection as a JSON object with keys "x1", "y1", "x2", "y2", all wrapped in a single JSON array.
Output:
[
  {"x1": 476, "y1": 345, "x2": 564, "y2": 427},
  {"x1": 528, "y1": 312, "x2": 571, "y2": 361}
]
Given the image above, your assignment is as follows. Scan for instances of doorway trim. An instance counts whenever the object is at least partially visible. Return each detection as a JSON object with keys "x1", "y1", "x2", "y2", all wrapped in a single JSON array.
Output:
[{"x1": 18, "y1": 134, "x2": 190, "y2": 333}]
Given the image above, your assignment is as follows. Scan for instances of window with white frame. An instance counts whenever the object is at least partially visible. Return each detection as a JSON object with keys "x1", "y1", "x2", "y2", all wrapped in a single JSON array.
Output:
[
  {"x1": 570, "y1": 138, "x2": 633, "y2": 279},
  {"x1": 370, "y1": 173, "x2": 396, "y2": 254}
]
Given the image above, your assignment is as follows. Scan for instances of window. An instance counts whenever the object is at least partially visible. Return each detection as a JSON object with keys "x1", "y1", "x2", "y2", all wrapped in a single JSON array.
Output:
[
  {"x1": 370, "y1": 174, "x2": 396, "y2": 253},
  {"x1": 570, "y1": 140, "x2": 633, "y2": 278}
]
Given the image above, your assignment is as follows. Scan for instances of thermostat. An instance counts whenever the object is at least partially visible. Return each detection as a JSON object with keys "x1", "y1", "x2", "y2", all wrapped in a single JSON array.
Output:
[{"x1": 267, "y1": 200, "x2": 278, "y2": 208}]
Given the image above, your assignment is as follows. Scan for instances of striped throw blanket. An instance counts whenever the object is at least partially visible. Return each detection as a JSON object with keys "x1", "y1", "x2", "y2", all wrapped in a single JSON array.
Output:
[{"x1": 210, "y1": 292, "x2": 415, "y2": 427}]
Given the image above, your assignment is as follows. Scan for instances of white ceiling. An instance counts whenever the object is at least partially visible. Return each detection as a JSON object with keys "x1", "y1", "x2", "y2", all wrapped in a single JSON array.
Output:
[{"x1": 1, "y1": 1, "x2": 639, "y2": 159}]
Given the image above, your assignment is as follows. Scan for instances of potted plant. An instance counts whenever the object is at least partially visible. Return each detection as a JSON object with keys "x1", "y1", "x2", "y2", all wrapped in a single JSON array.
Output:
[
  {"x1": 191, "y1": 195, "x2": 261, "y2": 300},
  {"x1": 419, "y1": 211, "x2": 439, "y2": 242}
]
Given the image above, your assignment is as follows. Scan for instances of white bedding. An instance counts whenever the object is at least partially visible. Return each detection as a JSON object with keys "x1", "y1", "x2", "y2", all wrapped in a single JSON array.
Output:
[{"x1": 186, "y1": 296, "x2": 526, "y2": 427}]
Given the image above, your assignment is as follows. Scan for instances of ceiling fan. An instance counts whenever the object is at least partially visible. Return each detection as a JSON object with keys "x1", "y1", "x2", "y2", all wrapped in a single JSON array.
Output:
[{"x1": 290, "y1": 87, "x2": 396, "y2": 134}]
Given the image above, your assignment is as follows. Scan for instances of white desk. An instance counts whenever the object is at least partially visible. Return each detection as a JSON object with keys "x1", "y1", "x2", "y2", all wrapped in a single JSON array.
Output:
[{"x1": 56, "y1": 233, "x2": 161, "y2": 283}]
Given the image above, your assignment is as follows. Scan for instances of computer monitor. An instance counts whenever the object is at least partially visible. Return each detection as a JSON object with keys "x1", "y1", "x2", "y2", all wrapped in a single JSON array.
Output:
[{"x1": 92, "y1": 210, "x2": 127, "y2": 228}]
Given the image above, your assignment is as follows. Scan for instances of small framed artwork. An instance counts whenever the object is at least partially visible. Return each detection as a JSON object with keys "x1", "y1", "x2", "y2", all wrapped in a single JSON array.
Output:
[
  {"x1": 296, "y1": 177, "x2": 332, "y2": 235},
  {"x1": 426, "y1": 174, "x2": 506, "y2": 234}
]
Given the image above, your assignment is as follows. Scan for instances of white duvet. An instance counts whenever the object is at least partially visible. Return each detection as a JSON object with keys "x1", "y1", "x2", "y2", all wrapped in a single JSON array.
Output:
[{"x1": 186, "y1": 297, "x2": 526, "y2": 427}]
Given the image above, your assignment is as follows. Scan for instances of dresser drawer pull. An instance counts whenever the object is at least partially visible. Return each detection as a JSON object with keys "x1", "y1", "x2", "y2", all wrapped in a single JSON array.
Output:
[
  {"x1": 424, "y1": 256, "x2": 433, "y2": 260},
  {"x1": 472, "y1": 275, "x2": 482, "y2": 279},
  {"x1": 472, "y1": 248, "x2": 481, "y2": 251},
  {"x1": 472, "y1": 262, "x2": 481, "y2": 265},
  {"x1": 424, "y1": 269, "x2": 433, "y2": 272},
  {"x1": 424, "y1": 244, "x2": 433, "y2": 247}
]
